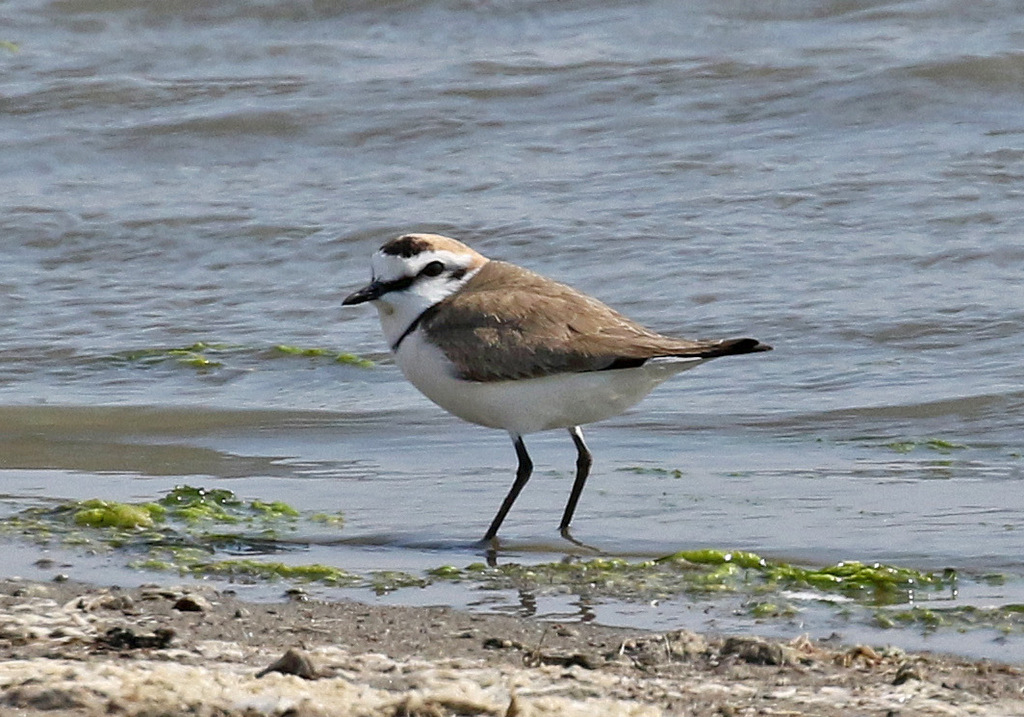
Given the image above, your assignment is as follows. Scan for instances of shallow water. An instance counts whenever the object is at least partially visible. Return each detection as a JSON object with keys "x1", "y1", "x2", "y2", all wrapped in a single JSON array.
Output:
[{"x1": 3, "y1": 0, "x2": 1024, "y2": 659}]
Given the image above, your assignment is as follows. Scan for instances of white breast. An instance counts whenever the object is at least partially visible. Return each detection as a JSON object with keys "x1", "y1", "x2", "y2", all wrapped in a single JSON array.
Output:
[{"x1": 393, "y1": 328, "x2": 705, "y2": 435}]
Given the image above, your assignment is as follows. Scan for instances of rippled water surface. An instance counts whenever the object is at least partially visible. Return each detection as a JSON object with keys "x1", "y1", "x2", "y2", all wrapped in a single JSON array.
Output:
[{"x1": 3, "y1": 0, "x2": 1024, "y2": 659}]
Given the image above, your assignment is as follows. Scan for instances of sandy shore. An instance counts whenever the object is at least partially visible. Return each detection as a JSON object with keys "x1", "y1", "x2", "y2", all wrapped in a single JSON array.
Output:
[{"x1": 1, "y1": 578, "x2": 1022, "y2": 716}]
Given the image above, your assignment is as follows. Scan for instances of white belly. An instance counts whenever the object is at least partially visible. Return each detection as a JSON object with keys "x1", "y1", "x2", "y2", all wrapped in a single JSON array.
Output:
[{"x1": 394, "y1": 329, "x2": 704, "y2": 435}]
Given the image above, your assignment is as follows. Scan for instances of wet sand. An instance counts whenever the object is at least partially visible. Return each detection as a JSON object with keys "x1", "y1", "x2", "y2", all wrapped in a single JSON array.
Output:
[{"x1": 1, "y1": 578, "x2": 1022, "y2": 716}]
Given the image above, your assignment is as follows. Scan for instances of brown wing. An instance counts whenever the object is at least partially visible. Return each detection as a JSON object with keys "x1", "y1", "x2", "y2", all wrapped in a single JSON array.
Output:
[{"x1": 421, "y1": 261, "x2": 768, "y2": 382}]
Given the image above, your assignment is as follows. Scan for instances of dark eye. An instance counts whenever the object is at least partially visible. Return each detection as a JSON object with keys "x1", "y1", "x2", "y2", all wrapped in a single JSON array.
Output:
[{"x1": 421, "y1": 260, "x2": 445, "y2": 277}]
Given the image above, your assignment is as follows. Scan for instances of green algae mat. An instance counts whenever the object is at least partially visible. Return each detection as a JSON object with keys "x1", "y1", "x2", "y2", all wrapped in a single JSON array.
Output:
[{"x1": 5, "y1": 483, "x2": 1024, "y2": 636}]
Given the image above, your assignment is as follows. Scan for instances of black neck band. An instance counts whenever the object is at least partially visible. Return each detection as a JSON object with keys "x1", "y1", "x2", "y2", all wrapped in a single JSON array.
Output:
[{"x1": 391, "y1": 304, "x2": 440, "y2": 353}]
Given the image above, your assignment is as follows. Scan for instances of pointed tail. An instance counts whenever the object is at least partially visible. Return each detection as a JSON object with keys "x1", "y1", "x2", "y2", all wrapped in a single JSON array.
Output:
[{"x1": 697, "y1": 338, "x2": 772, "y2": 359}]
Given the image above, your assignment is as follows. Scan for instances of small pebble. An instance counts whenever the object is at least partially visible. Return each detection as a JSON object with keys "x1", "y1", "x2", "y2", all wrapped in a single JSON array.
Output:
[
  {"x1": 173, "y1": 594, "x2": 212, "y2": 612},
  {"x1": 256, "y1": 648, "x2": 318, "y2": 679}
]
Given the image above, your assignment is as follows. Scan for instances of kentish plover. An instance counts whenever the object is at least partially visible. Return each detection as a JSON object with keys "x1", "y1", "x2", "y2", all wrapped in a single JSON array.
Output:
[{"x1": 344, "y1": 233, "x2": 771, "y2": 541}]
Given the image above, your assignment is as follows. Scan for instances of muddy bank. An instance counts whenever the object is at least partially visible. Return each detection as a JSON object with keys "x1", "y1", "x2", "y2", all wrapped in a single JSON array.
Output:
[{"x1": 1, "y1": 578, "x2": 1021, "y2": 716}]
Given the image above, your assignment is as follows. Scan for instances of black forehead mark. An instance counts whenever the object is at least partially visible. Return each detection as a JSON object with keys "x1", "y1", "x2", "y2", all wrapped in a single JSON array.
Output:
[{"x1": 380, "y1": 234, "x2": 431, "y2": 258}]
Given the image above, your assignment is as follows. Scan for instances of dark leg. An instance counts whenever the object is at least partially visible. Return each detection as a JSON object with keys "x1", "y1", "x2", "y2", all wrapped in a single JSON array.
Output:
[
  {"x1": 483, "y1": 433, "x2": 533, "y2": 542},
  {"x1": 559, "y1": 426, "x2": 592, "y2": 536}
]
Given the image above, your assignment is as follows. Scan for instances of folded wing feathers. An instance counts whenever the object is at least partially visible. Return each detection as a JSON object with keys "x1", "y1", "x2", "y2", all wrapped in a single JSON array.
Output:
[{"x1": 422, "y1": 261, "x2": 770, "y2": 382}]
